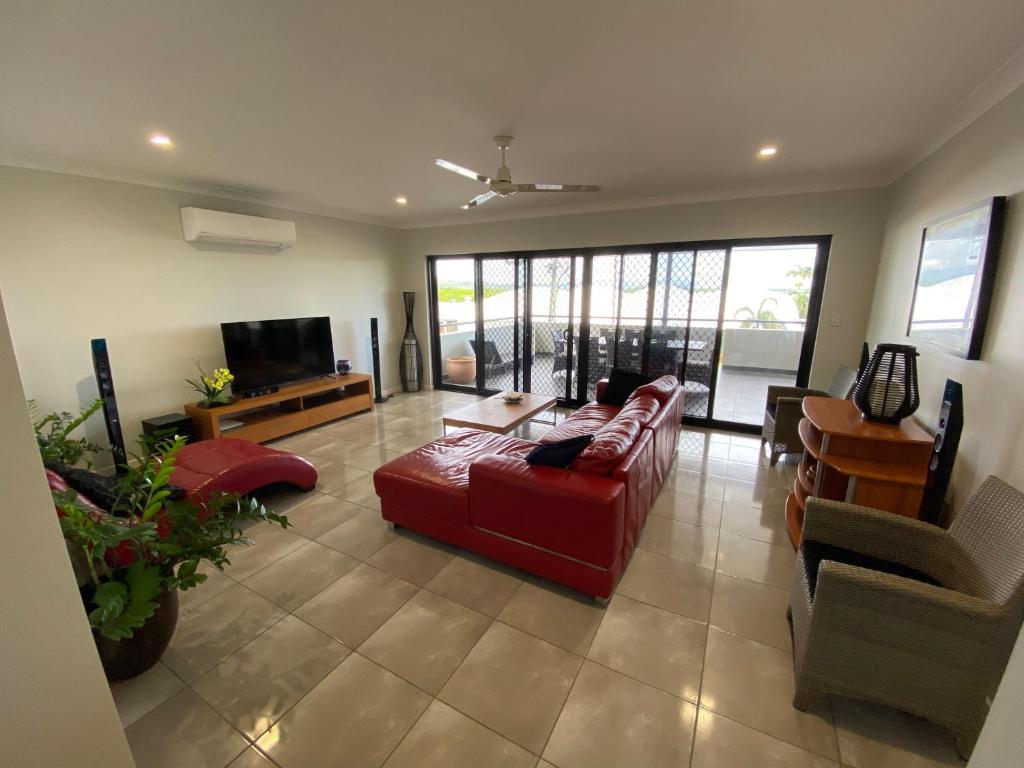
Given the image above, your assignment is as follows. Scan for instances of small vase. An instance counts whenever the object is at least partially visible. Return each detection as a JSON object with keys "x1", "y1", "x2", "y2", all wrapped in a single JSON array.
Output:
[
  {"x1": 94, "y1": 588, "x2": 179, "y2": 681},
  {"x1": 399, "y1": 291, "x2": 423, "y2": 392}
]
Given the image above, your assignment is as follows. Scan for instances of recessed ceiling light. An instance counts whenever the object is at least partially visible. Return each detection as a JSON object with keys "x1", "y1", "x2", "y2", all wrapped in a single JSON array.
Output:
[
  {"x1": 394, "y1": 196, "x2": 408, "y2": 206},
  {"x1": 148, "y1": 133, "x2": 174, "y2": 148},
  {"x1": 758, "y1": 145, "x2": 778, "y2": 158}
]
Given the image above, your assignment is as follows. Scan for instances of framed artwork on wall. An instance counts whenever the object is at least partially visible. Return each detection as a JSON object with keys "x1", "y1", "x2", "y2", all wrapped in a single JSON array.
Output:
[{"x1": 907, "y1": 196, "x2": 1005, "y2": 360}]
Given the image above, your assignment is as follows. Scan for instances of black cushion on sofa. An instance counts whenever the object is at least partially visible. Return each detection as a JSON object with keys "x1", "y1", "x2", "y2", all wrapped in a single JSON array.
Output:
[
  {"x1": 801, "y1": 539, "x2": 940, "y2": 598},
  {"x1": 46, "y1": 462, "x2": 188, "y2": 514},
  {"x1": 526, "y1": 435, "x2": 594, "y2": 469},
  {"x1": 45, "y1": 462, "x2": 121, "y2": 511},
  {"x1": 598, "y1": 368, "x2": 654, "y2": 407}
]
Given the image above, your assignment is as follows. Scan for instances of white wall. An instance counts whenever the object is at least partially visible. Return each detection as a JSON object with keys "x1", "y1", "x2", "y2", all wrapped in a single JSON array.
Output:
[
  {"x1": 0, "y1": 288, "x2": 135, "y2": 768},
  {"x1": 865, "y1": 83, "x2": 1024, "y2": 506},
  {"x1": 862, "y1": 83, "x2": 1024, "y2": 767},
  {"x1": 397, "y1": 187, "x2": 889, "y2": 390},
  {"x1": 0, "y1": 167, "x2": 403, "y2": 466}
]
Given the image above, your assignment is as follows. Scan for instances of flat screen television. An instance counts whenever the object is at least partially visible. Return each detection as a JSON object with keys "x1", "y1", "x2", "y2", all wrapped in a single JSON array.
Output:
[{"x1": 221, "y1": 316, "x2": 335, "y2": 395}]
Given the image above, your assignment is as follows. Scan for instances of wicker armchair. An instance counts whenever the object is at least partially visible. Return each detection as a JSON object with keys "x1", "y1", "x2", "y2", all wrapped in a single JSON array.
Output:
[
  {"x1": 761, "y1": 365, "x2": 858, "y2": 465},
  {"x1": 789, "y1": 477, "x2": 1024, "y2": 758}
]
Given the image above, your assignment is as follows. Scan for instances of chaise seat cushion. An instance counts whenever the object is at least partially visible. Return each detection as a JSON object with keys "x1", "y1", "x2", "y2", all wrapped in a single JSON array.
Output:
[
  {"x1": 571, "y1": 395, "x2": 660, "y2": 476},
  {"x1": 170, "y1": 438, "x2": 318, "y2": 503},
  {"x1": 539, "y1": 400, "x2": 620, "y2": 444},
  {"x1": 374, "y1": 430, "x2": 535, "y2": 524}
]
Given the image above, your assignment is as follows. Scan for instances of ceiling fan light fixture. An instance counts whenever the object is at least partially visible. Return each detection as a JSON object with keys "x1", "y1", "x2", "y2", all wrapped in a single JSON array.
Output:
[
  {"x1": 436, "y1": 136, "x2": 602, "y2": 210},
  {"x1": 758, "y1": 145, "x2": 778, "y2": 158}
]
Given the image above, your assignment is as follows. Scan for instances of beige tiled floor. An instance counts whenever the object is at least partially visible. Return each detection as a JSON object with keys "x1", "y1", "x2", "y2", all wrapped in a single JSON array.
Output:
[{"x1": 114, "y1": 389, "x2": 966, "y2": 768}]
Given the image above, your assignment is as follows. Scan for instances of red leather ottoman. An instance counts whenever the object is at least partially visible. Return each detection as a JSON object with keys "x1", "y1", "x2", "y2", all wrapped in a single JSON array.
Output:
[
  {"x1": 171, "y1": 439, "x2": 318, "y2": 503},
  {"x1": 373, "y1": 430, "x2": 535, "y2": 525}
]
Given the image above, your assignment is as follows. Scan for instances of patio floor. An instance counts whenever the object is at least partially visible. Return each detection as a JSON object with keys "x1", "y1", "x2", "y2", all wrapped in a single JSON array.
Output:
[{"x1": 446, "y1": 356, "x2": 796, "y2": 429}]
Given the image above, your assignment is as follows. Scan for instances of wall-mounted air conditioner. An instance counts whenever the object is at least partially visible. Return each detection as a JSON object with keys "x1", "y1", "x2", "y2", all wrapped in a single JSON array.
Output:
[{"x1": 180, "y1": 207, "x2": 297, "y2": 249}]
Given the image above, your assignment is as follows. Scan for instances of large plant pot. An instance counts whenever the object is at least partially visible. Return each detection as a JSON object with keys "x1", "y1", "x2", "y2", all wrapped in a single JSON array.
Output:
[
  {"x1": 447, "y1": 356, "x2": 476, "y2": 385},
  {"x1": 94, "y1": 588, "x2": 179, "y2": 681}
]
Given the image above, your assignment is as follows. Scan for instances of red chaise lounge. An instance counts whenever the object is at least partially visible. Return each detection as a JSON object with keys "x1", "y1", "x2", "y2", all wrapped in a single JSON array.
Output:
[
  {"x1": 373, "y1": 376, "x2": 684, "y2": 599},
  {"x1": 47, "y1": 438, "x2": 318, "y2": 506}
]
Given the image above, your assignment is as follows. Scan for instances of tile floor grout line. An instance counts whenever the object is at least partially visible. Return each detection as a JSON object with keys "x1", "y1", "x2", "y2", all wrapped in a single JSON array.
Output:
[
  {"x1": 687, "y1": 489, "x2": 722, "y2": 768},
  {"x1": 355, "y1": 645, "x2": 546, "y2": 764}
]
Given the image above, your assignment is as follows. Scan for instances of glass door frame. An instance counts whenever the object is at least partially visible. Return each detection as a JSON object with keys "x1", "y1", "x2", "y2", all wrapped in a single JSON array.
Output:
[{"x1": 426, "y1": 234, "x2": 831, "y2": 431}]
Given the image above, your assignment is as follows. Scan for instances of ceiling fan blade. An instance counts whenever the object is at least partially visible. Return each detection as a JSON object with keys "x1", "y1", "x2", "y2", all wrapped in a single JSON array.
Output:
[
  {"x1": 435, "y1": 158, "x2": 492, "y2": 184},
  {"x1": 515, "y1": 183, "x2": 603, "y2": 192},
  {"x1": 461, "y1": 191, "x2": 498, "y2": 209}
]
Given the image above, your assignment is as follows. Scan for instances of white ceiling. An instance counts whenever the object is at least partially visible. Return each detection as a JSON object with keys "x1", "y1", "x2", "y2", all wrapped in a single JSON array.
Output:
[{"x1": 2, "y1": 1, "x2": 1024, "y2": 227}]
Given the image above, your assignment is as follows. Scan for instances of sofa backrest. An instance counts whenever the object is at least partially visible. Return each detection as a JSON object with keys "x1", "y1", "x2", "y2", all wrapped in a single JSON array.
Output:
[
  {"x1": 626, "y1": 375, "x2": 680, "y2": 406},
  {"x1": 571, "y1": 394, "x2": 659, "y2": 476}
]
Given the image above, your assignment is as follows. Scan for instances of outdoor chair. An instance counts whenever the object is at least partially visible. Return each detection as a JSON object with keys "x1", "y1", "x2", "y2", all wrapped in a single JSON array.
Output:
[
  {"x1": 789, "y1": 476, "x2": 1024, "y2": 758},
  {"x1": 761, "y1": 365, "x2": 858, "y2": 464},
  {"x1": 468, "y1": 339, "x2": 514, "y2": 378}
]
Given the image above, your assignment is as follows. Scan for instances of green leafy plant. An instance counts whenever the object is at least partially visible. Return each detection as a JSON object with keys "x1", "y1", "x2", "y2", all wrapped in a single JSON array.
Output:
[
  {"x1": 186, "y1": 360, "x2": 235, "y2": 407},
  {"x1": 734, "y1": 298, "x2": 783, "y2": 330},
  {"x1": 56, "y1": 435, "x2": 288, "y2": 640},
  {"x1": 31, "y1": 398, "x2": 103, "y2": 467},
  {"x1": 785, "y1": 265, "x2": 813, "y2": 320}
]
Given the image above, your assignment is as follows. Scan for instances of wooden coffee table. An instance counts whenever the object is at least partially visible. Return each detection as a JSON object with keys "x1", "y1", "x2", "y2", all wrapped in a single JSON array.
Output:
[{"x1": 442, "y1": 392, "x2": 558, "y2": 436}]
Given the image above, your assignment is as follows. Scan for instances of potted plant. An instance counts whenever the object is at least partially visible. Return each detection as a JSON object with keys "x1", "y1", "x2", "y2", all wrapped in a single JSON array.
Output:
[
  {"x1": 31, "y1": 398, "x2": 103, "y2": 467},
  {"x1": 446, "y1": 355, "x2": 476, "y2": 385},
  {"x1": 186, "y1": 361, "x2": 236, "y2": 408},
  {"x1": 55, "y1": 435, "x2": 289, "y2": 680}
]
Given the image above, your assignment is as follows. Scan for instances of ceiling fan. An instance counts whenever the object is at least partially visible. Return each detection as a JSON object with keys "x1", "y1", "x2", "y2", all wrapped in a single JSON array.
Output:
[{"x1": 435, "y1": 135, "x2": 603, "y2": 209}]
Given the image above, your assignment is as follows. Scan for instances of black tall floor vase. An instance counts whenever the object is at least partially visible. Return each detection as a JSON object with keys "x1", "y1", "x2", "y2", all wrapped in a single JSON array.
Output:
[{"x1": 399, "y1": 292, "x2": 423, "y2": 392}]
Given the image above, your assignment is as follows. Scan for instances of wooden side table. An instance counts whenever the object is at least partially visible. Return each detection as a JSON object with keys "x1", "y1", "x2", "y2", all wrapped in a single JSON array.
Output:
[{"x1": 785, "y1": 397, "x2": 933, "y2": 548}]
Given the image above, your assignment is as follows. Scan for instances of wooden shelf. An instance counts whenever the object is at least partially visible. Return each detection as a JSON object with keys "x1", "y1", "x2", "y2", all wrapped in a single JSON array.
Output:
[
  {"x1": 797, "y1": 416, "x2": 927, "y2": 487},
  {"x1": 786, "y1": 397, "x2": 933, "y2": 549},
  {"x1": 186, "y1": 373, "x2": 373, "y2": 443}
]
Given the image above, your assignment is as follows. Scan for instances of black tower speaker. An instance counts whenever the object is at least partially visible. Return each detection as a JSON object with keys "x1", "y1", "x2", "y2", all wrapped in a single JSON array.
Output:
[
  {"x1": 920, "y1": 378, "x2": 964, "y2": 524},
  {"x1": 370, "y1": 318, "x2": 388, "y2": 404},
  {"x1": 90, "y1": 338, "x2": 128, "y2": 473}
]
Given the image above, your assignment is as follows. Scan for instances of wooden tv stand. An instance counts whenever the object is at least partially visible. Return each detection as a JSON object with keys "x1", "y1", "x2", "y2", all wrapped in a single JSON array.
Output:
[
  {"x1": 185, "y1": 373, "x2": 373, "y2": 443},
  {"x1": 785, "y1": 397, "x2": 933, "y2": 549}
]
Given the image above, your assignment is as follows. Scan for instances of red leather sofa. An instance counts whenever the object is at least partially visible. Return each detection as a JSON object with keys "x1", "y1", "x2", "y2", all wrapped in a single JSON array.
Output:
[{"x1": 373, "y1": 376, "x2": 684, "y2": 599}]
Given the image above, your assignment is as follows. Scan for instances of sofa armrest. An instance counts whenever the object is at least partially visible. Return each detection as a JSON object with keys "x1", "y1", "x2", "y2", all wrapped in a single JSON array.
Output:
[
  {"x1": 802, "y1": 497, "x2": 953, "y2": 582},
  {"x1": 595, "y1": 378, "x2": 609, "y2": 402},
  {"x1": 773, "y1": 396, "x2": 806, "y2": 425},
  {"x1": 469, "y1": 454, "x2": 625, "y2": 569}
]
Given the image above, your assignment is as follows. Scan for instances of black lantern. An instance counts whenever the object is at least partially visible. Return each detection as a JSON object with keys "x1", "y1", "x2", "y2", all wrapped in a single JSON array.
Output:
[{"x1": 852, "y1": 343, "x2": 920, "y2": 424}]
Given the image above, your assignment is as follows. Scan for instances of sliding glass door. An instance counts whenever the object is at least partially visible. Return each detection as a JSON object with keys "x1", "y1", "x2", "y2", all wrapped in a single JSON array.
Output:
[
  {"x1": 713, "y1": 243, "x2": 823, "y2": 426},
  {"x1": 427, "y1": 235, "x2": 829, "y2": 431}
]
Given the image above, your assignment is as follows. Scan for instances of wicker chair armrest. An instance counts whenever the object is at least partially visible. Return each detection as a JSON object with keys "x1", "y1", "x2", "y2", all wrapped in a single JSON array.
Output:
[
  {"x1": 765, "y1": 385, "x2": 825, "y2": 408},
  {"x1": 773, "y1": 397, "x2": 806, "y2": 424},
  {"x1": 814, "y1": 561, "x2": 1004, "y2": 664},
  {"x1": 802, "y1": 497, "x2": 953, "y2": 582}
]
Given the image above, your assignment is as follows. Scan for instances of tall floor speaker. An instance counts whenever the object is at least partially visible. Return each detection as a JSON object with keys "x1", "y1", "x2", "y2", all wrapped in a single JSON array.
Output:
[
  {"x1": 920, "y1": 378, "x2": 964, "y2": 524},
  {"x1": 91, "y1": 338, "x2": 128, "y2": 473},
  {"x1": 370, "y1": 318, "x2": 389, "y2": 403}
]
